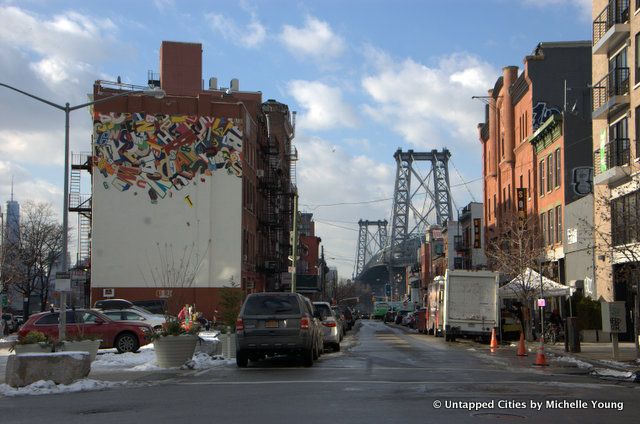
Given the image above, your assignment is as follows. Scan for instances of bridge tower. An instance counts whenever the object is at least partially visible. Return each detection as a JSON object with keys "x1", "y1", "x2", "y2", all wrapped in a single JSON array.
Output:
[{"x1": 353, "y1": 220, "x2": 388, "y2": 279}]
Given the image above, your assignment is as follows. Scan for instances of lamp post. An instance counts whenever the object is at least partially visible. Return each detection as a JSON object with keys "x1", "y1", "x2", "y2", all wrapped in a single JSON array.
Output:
[{"x1": 0, "y1": 82, "x2": 165, "y2": 340}]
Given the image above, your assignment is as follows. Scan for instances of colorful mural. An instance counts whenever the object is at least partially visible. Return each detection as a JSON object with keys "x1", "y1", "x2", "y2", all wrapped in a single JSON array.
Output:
[{"x1": 93, "y1": 113, "x2": 243, "y2": 204}]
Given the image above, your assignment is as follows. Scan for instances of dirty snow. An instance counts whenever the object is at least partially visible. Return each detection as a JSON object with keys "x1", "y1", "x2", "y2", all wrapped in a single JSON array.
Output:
[
  {"x1": 597, "y1": 359, "x2": 636, "y2": 369},
  {"x1": 551, "y1": 356, "x2": 593, "y2": 369},
  {"x1": 0, "y1": 379, "x2": 123, "y2": 397},
  {"x1": 181, "y1": 353, "x2": 234, "y2": 370},
  {"x1": 591, "y1": 368, "x2": 636, "y2": 381},
  {"x1": 92, "y1": 346, "x2": 156, "y2": 370}
]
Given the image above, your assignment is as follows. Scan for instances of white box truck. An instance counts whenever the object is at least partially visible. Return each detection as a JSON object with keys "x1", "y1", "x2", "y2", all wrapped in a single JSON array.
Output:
[{"x1": 442, "y1": 269, "x2": 499, "y2": 342}]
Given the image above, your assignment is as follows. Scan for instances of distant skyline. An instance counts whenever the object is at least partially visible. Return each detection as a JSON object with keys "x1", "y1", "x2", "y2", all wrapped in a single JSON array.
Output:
[{"x1": 0, "y1": 0, "x2": 591, "y2": 278}]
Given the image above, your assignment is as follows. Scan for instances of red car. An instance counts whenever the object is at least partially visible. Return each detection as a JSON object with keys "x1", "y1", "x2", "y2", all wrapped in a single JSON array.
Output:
[{"x1": 19, "y1": 309, "x2": 153, "y2": 353}]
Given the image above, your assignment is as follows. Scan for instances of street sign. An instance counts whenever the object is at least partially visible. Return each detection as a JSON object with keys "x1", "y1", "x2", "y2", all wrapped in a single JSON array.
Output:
[
  {"x1": 537, "y1": 298, "x2": 546, "y2": 308},
  {"x1": 55, "y1": 271, "x2": 71, "y2": 292},
  {"x1": 601, "y1": 301, "x2": 627, "y2": 333}
]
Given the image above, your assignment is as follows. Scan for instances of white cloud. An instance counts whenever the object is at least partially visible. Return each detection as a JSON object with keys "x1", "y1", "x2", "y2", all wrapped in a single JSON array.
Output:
[
  {"x1": 361, "y1": 48, "x2": 497, "y2": 149},
  {"x1": 0, "y1": 161, "x2": 62, "y2": 217},
  {"x1": 288, "y1": 80, "x2": 359, "y2": 131},
  {"x1": 280, "y1": 16, "x2": 346, "y2": 62},
  {"x1": 296, "y1": 135, "x2": 394, "y2": 279},
  {"x1": 0, "y1": 130, "x2": 65, "y2": 167},
  {"x1": 205, "y1": 12, "x2": 266, "y2": 48}
]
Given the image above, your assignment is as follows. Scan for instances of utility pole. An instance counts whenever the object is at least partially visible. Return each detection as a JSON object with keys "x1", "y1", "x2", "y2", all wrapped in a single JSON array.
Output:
[
  {"x1": 290, "y1": 193, "x2": 299, "y2": 293},
  {"x1": 320, "y1": 246, "x2": 326, "y2": 300}
]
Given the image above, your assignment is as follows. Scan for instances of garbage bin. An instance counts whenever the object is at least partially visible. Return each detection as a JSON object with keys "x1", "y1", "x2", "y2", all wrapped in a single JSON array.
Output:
[{"x1": 565, "y1": 317, "x2": 581, "y2": 353}]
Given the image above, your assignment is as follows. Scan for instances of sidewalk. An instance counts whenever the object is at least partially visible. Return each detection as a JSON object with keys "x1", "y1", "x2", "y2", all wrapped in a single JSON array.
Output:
[{"x1": 545, "y1": 342, "x2": 639, "y2": 372}]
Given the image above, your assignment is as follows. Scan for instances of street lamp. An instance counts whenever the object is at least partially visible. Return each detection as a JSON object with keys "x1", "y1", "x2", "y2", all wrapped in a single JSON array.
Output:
[{"x1": 0, "y1": 82, "x2": 165, "y2": 340}]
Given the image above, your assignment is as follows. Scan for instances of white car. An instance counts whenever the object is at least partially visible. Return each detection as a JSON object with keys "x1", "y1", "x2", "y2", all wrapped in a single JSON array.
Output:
[{"x1": 101, "y1": 308, "x2": 166, "y2": 331}]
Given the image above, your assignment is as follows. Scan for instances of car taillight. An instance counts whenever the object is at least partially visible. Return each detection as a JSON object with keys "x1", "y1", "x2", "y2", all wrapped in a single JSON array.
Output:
[
  {"x1": 300, "y1": 317, "x2": 310, "y2": 330},
  {"x1": 322, "y1": 321, "x2": 337, "y2": 328},
  {"x1": 236, "y1": 318, "x2": 244, "y2": 331}
]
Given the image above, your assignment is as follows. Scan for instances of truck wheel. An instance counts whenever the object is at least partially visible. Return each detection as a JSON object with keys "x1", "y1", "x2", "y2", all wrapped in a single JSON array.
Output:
[
  {"x1": 302, "y1": 348, "x2": 314, "y2": 367},
  {"x1": 236, "y1": 350, "x2": 248, "y2": 367}
]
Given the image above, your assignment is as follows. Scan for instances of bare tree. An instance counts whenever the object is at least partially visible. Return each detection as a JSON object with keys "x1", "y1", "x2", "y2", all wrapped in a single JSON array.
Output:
[
  {"x1": 582, "y1": 181, "x2": 640, "y2": 359},
  {"x1": 486, "y1": 213, "x2": 545, "y2": 341},
  {"x1": 141, "y1": 242, "x2": 207, "y2": 317},
  {"x1": 2, "y1": 201, "x2": 64, "y2": 317}
]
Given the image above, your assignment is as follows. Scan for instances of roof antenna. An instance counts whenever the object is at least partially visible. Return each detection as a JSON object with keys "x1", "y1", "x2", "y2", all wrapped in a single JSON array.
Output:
[{"x1": 10, "y1": 175, "x2": 14, "y2": 201}]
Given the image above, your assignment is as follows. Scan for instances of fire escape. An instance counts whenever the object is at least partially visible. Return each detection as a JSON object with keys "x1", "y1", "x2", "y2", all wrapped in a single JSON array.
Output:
[
  {"x1": 69, "y1": 152, "x2": 92, "y2": 267},
  {"x1": 259, "y1": 101, "x2": 297, "y2": 291}
]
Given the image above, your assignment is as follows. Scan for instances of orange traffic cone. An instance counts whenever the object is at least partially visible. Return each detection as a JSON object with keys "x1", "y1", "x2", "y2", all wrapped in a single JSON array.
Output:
[
  {"x1": 533, "y1": 338, "x2": 548, "y2": 366},
  {"x1": 516, "y1": 331, "x2": 527, "y2": 356},
  {"x1": 490, "y1": 327, "x2": 499, "y2": 349}
]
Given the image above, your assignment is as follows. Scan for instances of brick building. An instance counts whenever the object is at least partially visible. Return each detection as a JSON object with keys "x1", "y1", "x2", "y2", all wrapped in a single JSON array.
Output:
[
  {"x1": 89, "y1": 41, "x2": 295, "y2": 319},
  {"x1": 479, "y1": 41, "x2": 592, "y2": 283}
]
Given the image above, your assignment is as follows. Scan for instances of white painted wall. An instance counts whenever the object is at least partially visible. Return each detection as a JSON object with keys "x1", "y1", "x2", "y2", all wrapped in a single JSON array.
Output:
[{"x1": 91, "y1": 113, "x2": 242, "y2": 289}]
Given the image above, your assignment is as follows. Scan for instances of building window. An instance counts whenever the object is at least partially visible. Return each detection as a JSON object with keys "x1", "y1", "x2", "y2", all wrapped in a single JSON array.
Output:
[
  {"x1": 555, "y1": 205, "x2": 562, "y2": 243},
  {"x1": 636, "y1": 106, "x2": 640, "y2": 159},
  {"x1": 519, "y1": 175, "x2": 523, "y2": 189},
  {"x1": 501, "y1": 137, "x2": 505, "y2": 158},
  {"x1": 503, "y1": 188, "x2": 506, "y2": 211},
  {"x1": 528, "y1": 170, "x2": 531, "y2": 199},
  {"x1": 493, "y1": 195, "x2": 497, "y2": 218},
  {"x1": 507, "y1": 184, "x2": 511, "y2": 210},
  {"x1": 541, "y1": 213, "x2": 547, "y2": 246},
  {"x1": 554, "y1": 148, "x2": 561, "y2": 188},
  {"x1": 546, "y1": 154, "x2": 553, "y2": 192},
  {"x1": 539, "y1": 160, "x2": 545, "y2": 197},
  {"x1": 612, "y1": 190, "x2": 639, "y2": 245},
  {"x1": 548, "y1": 209, "x2": 554, "y2": 246},
  {"x1": 636, "y1": 32, "x2": 640, "y2": 85}
]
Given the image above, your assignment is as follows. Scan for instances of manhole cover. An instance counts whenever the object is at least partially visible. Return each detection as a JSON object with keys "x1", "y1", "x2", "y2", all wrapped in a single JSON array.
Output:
[{"x1": 472, "y1": 412, "x2": 527, "y2": 420}]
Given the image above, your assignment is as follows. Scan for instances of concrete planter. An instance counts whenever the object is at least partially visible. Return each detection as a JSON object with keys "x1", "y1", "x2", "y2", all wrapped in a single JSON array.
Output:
[
  {"x1": 154, "y1": 335, "x2": 198, "y2": 368},
  {"x1": 61, "y1": 339, "x2": 102, "y2": 362},
  {"x1": 13, "y1": 343, "x2": 52, "y2": 354}
]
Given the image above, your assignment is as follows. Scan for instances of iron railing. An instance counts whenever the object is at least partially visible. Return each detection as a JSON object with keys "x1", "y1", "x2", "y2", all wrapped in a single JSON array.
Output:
[
  {"x1": 593, "y1": 0, "x2": 630, "y2": 46},
  {"x1": 593, "y1": 138, "x2": 631, "y2": 175},
  {"x1": 592, "y1": 67, "x2": 629, "y2": 112}
]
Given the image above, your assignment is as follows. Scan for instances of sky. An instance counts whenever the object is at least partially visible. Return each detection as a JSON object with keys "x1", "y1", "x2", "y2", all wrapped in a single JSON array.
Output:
[{"x1": 0, "y1": 0, "x2": 591, "y2": 279}]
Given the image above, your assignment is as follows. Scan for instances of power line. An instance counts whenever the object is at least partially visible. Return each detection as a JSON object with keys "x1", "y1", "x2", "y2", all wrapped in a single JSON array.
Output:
[{"x1": 314, "y1": 219, "x2": 359, "y2": 232}]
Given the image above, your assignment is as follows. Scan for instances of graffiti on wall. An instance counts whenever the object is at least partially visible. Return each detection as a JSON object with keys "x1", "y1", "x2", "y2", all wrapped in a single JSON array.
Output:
[
  {"x1": 93, "y1": 113, "x2": 242, "y2": 204},
  {"x1": 571, "y1": 166, "x2": 593, "y2": 196},
  {"x1": 532, "y1": 102, "x2": 561, "y2": 130}
]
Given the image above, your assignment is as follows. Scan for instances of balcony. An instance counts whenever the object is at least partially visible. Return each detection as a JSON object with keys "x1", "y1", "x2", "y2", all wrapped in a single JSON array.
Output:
[
  {"x1": 593, "y1": 0, "x2": 630, "y2": 55},
  {"x1": 592, "y1": 67, "x2": 629, "y2": 119},
  {"x1": 594, "y1": 138, "x2": 631, "y2": 185}
]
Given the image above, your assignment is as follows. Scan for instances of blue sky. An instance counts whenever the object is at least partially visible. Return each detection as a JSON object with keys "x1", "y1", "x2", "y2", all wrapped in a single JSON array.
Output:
[{"x1": 0, "y1": 0, "x2": 591, "y2": 278}]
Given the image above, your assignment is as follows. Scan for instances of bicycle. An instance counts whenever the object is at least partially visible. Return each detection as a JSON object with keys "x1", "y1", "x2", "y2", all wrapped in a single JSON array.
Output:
[{"x1": 543, "y1": 322, "x2": 564, "y2": 345}]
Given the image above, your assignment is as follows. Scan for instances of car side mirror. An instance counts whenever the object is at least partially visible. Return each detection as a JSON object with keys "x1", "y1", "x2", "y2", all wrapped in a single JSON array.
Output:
[{"x1": 95, "y1": 318, "x2": 105, "y2": 324}]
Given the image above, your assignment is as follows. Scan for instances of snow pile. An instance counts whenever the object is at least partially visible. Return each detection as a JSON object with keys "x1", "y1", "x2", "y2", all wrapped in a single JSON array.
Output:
[
  {"x1": 551, "y1": 356, "x2": 593, "y2": 369},
  {"x1": 597, "y1": 359, "x2": 635, "y2": 369},
  {"x1": 92, "y1": 347, "x2": 156, "y2": 370},
  {"x1": 591, "y1": 368, "x2": 636, "y2": 381},
  {"x1": 0, "y1": 335, "x2": 17, "y2": 344},
  {"x1": 181, "y1": 353, "x2": 234, "y2": 370},
  {"x1": 198, "y1": 331, "x2": 220, "y2": 341},
  {"x1": 0, "y1": 379, "x2": 122, "y2": 397}
]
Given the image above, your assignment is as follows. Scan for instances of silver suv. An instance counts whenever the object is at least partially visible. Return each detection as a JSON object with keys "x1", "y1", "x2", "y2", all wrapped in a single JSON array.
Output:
[{"x1": 236, "y1": 292, "x2": 322, "y2": 367}]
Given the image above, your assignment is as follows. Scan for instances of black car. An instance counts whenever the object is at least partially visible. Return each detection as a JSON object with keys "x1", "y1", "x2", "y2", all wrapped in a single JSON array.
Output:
[{"x1": 94, "y1": 299, "x2": 135, "y2": 310}]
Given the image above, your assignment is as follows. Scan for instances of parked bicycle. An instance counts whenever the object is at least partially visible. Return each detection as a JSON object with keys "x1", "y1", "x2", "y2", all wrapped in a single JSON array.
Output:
[{"x1": 543, "y1": 322, "x2": 564, "y2": 345}]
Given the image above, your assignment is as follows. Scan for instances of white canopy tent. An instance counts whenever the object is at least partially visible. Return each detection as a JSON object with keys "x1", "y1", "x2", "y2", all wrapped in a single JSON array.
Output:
[{"x1": 499, "y1": 268, "x2": 570, "y2": 299}]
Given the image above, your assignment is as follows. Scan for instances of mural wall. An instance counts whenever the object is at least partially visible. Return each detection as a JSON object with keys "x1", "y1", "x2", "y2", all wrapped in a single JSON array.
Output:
[
  {"x1": 91, "y1": 112, "x2": 243, "y2": 290},
  {"x1": 93, "y1": 113, "x2": 243, "y2": 204}
]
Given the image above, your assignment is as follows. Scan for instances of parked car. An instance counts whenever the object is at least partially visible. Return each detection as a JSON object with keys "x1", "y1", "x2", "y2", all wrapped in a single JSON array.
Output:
[
  {"x1": 102, "y1": 308, "x2": 166, "y2": 331},
  {"x1": 235, "y1": 292, "x2": 322, "y2": 367},
  {"x1": 132, "y1": 300, "x2": 167, "y2": 315},
  {"x1": 395, "y1": 310, "x2": 409, "y2": 325},
  {"x1": 402, "y1": 312, "x2": 417, "y2": 328},
  {"x1": 338, "y1": 306, "x2": 354, "y2": 331},
  {"x1": 19, "y1": 309, "x2": 153, "y2": 353},
  {"x1": 313, "y1": 301, "x2": 341, "y2": 352},
  {"x1": 331, "y1": 306, "x2": 346, "y2": 338},
  {"x1": 94, "y1": 299, "x2": 135, "y2": 310},
  {"x1": 303, "y1": 298, "x2": 323, "y2": 359},
  {"x1": 2, "y1": 313, "x2": 18, "y2": 334}
]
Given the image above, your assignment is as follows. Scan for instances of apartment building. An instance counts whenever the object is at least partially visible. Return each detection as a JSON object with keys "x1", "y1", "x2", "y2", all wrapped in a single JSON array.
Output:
[
  {"x1": 591, "y1": 0, "x2": 639, "y2": 341},
  {"x1": 90, "y1": 41, "x2": 295, "y2": 318},
  {"x1": 453, "y1": 202, "x2": 487, "y2": 270},
  {"x1": 479, "y1": 41, "x2": 592, "y2": 282}
]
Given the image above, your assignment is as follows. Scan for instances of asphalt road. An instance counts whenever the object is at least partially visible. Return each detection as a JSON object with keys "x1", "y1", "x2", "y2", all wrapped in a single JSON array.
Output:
[{"x1": 1, "y1": 320, "x2": 638, "y2": 424}]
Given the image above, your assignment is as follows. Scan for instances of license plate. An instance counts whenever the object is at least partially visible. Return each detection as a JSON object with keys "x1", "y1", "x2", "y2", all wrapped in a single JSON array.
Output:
[{"x1": 265, "y1": 320, "x2": 278, "y2": 328}]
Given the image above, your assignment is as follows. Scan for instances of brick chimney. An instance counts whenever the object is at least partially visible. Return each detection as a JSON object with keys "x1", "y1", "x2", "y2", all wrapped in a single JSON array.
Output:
[{"x1": 159, "y1": 41, "x2": 202, "y2": 96}]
